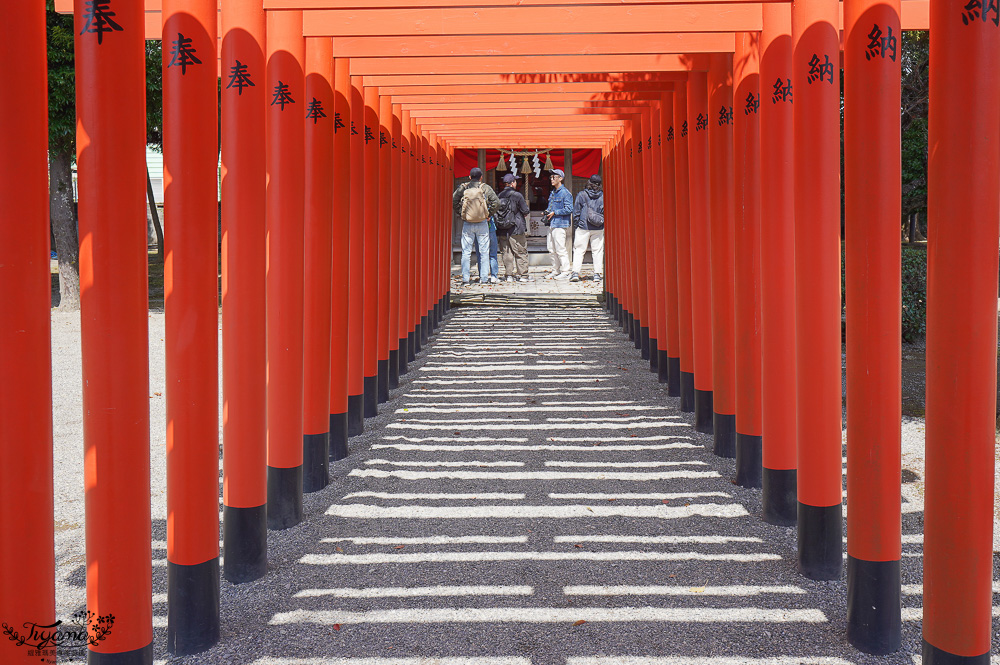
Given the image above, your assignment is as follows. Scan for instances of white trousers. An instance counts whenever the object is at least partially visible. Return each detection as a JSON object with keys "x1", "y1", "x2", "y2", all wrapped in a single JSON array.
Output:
[
  {"x1": 547, "y1": 227, "x2": 570, "y2": 273},
  {"x1": 572, "y1": 228, "x2": 605, "y2": 275}
]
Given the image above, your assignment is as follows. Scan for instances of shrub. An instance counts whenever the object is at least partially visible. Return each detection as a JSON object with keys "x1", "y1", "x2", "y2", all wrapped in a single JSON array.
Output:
[{"x1": 901, "y1": 246, "x2": 927, "y2": 342}]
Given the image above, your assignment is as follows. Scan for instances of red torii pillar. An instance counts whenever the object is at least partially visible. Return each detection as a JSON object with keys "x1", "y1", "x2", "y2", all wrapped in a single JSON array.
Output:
[
  {"x1": 650, "y1": 102, "x2": 668, "y2": 378},
  {"x1": 362, "y1": 82, "x2": 380, "y2": 416},
  {"x1": 659, "y1": 91, "x2": 682, "y2": 398},
  {"x1": 923, "y1": 0, "x2": 999, "y2": 658},
  {"x1": 377, "y1": 94, "x2": 393, "y2": 402},
  {"x1": 688, "y1": 70, "x2": 715, "y2": 434},
  {"x1": 265, "y1": 9, "x2": 305, "y2": 529},
  {"x1": 0, "y1": 4, "x2": 54, "y2": 663},
  {"x1": 673, "y1": 83, "x2": 696, "y2": 414},
  {"x1": 792, "y1": 0, "x2": 843, "y2": 579},
  {"x1": 734, "y1": 32, "x2": 764, "y2": 489},
  {"x1": 221, "y1": 0, "x2": 267, "y2": 583},
  {"x1": 629, "y1": 119, "x2": 646, "y2": 348},
  {"x1": 329, "y1": 56, "x2": 351, "y2": 460},
  {"x1": 759, "y1": 3, "x2": 798, "y2": 526},
  {"x1": 392, "y1": 104, "x2": 406, "y2": 381},
  {"x1": 348, "y1": 74, "x2": 368, "y2": 432},
  {"x1": 162, "y1": 0, "x2": 220, "y2": 652},
  {"x1": 708, "y1": 54, "x2": 737, "y2": 457},
  {"x1": 411, "y1": 118, "x2": 425, "y2": 351},
  {"x1": 399, "y1": 109, "x2": 414, "y2": 370},
  {"x1": 302, "y1": 36, "x2": 334, "y2": 492},
  {"x1": 844, "y1": 0, "x2": 902, "y2": 652},
  {"x1": 639, "y1": 107, "x2": 657, "y2": 363},
  {"x1": 74, "y1": 0, "x2": 154, "y2": 659}
]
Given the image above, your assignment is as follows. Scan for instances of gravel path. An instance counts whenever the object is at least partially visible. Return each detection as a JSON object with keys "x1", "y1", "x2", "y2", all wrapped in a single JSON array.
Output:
[{"x1": 48, "y1": 304, "x2": 998, "y2": 664}]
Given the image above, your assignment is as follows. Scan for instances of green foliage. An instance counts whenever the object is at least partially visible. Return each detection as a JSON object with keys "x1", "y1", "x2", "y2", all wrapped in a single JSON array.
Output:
[
  {"x1": 45, "y1": 1, "x2": 164, "y2": 156},
  {"x1": 46, "y1": 0, "x2": 76, "y2": 156},
  {"x1": 900, "y1": 31, "x2": 929, "y2": 224},
  {"x1": 901, "y1": 246, "x2": 927, "y2": 342}
]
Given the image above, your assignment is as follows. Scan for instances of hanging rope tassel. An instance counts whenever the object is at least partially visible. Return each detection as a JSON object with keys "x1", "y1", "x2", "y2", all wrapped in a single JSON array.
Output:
[
  {"x1": 521, "y1": 156, "x2": 531, "y2": 173},
  {"x1": 544, "y1": 152, "x2": 555, "y2": 170},
  {"x1": 496, "y1": 153, "x2": 507, "y2": 171}
]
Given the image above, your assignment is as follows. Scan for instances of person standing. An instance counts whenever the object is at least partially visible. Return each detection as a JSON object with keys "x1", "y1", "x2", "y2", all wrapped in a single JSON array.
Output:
[
  {"x1": 569, "y1": 174, "x2": 606, "y2": 282},
  {"x1": 544, "y1": 168, "x2": 574, "y2": 279},
  {"x1": 453, "y1": 167, "x2": 499, "y2": 284},
  {"x1": 495, "y1": 173, "x2": 531, "y2": 282}
]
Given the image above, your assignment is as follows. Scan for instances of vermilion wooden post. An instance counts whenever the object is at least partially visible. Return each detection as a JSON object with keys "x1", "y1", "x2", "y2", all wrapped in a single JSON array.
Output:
[
  {"x1": 406, "y1": 116, "x2": 419, "y2": 360},
  {"x1": 162, "y1": 0, "x2": 219, "y2": 652},
  {"x1": 759, "y1": 3, "x2": 798, "y2": 526},
  {"x1": 792, "y1": 0, "x2": 843, "y2": 580},
  {"x1": 617, "y1": 132, "x2": 630, "y2": 333},
  {"x1": 377, "y1": 94, "x2": 393, "y2": 402},
  {"x1": 0, "y1": 3, "x2": 54, "y2": 663},
  {"x1": 74, "y1": 0, "x2": 154, "y2": 658},
  {"x1": 650, "y1": 102, "x2": 667, "y2": 378},
  {"x1": 362, "y1": 83, "x2": 380, "y2": 416},
  {"x1": 328, "y1": 56, "x2": 351, "y2": 460},
  {"x1": 844, "y1": 0, "x2": 902, "y2": 652},
  {"x1": 302, "y1": 36, "x2": 333, "y2": 492},
  {"x1": 708, "y1": 53, "x2": 737, "y2": 457},
  {"x1": 923, "y1": 0, "x2": 999, "y2": 658},
  {"x1": 659, "y1": 92, "x2": 682, "y2": 397},
  {"x1": 687, "y1": 70, "x2": 714, "y2": 434},
  {"x1": 221, "y1": 0, "x2": 267, "y2": 583},
  {"x1": 734, "y1": 32, "x2": 764, "y2": 489},
  {"x1": 628, "y1": 121, "x2": 644, "y2": 347},
  {"x1": 392, "y1": 104, "x2": 407, "y2": 380},
  {"x1": 348, "y1": 74, "x2": 368, "y2": 431},
  {"x1": 411, "y1": 119, "x2": 424, "y2": 352},
  {"x1": 608, "y1": 136, "x2": 621, "y2": 323},
  {"x1": 640, "y1": 108, "x2": 659, "y2": 366},
  {"x1": 265, "y1": 9, "x2": 305, "y2": 529},
  {"x1": 639, "y1": 108, "x2": 662, "y2": 371},
  {"x1": 673, "y1": 84, "x2": 696, "y2": 414},
  {"x1": 419, "y1": 133, "x2": 431, "y2": 346}
]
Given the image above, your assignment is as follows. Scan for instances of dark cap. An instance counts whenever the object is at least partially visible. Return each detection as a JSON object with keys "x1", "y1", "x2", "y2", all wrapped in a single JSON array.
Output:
[
  {"x1": 502, "y1": 173, "x2": 517, "y2": 184},
  {"x1": 589, "y1": 174, "x2": 603, "y2": 185},
  {"x1": 469, "y1": 167, "x2": 483, "y2": 179},
  {"x1": 550, "y1": 168, "x2": 565, "y2": 178}
]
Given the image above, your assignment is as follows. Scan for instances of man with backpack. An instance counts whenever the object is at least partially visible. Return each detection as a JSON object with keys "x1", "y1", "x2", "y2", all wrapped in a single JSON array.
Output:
[
  {"x1": 452, "y1": 167, "x2": 500, "y2": 285},
  {"x1": 569, "y1": 174, "x2": 605, "y2": 282},
  {"x1": 494, "y1": 173, "x2": 531, "y2": 282}
]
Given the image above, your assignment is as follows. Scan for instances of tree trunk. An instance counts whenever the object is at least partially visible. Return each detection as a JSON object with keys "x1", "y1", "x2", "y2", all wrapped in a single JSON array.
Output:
[
  {"x1": 146, "y1": 164, "x2": 164, "y2": 262},
  {"x1": 49, "y1": 149, "x2": 80, "y2": 311}
]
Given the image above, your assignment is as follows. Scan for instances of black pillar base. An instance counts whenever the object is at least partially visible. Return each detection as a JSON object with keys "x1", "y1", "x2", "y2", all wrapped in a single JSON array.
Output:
[
  {"x1": 633, "y1": 319, "x2": 642, "y2": 350},
  {"x1": 329, "y1": 412, "x2": 348, "y2": 460},
  {"x1": 363, "y1": 375, "x2": 378, "y2": 418},
  {"x1": 847, "y1": 555, "x2": 901, "y2": 655},
  {"x1": 712, "y1": 412, "x2": 736, "y2": 458},
  {"x1": 167, "y1": 558, "x2": 220, "y2": 656},
  {"x1": 923, "y1": 640, "x2": 990, "y2": 665},
  {"x1": 222, "y1": 504, "x2": 266, "y2": 584},
  {"x1": 648, "y1": 336, "x2": 657, "y2": 368},
  {"x1": 667, "y1": 356, "x2": 681, "y2": 397},
  {"x1": 302, "y1": 432, "x2": 329, "y2": 493},
  {"x1": 388, "y1": 350, "x2": 400, "y2": 389},
  {"x1": 420, "y1": 314, "x2": 430, "y2": 345},
  {"x1": 656, "y1": 349, "x2": 669, "y2": 383},
  {"x1": 407, "y1": 330, "x2": 416, "y2": 362},
  {"x1": 398, "y1": 338, "x2": 409, "y2": 376},
  {"x1": 414, "y1": 323, "x2": 423, "y2": 353},
  {"x1": 694, "y1": 389, "x2": 714, "y2": 434},
  {"x1": 347, "y1": 394, "x2": 364, "y2": 436},
  {"x1": 679, "y1": 371, "x2": 695, "y2": 412},
  {"x1": 89, "y1": 643, "x2": 153, "y2": 665},
  {"x1": 797, "y1": 501, "x2": 843, "y2": 580},
  {"x1": 377, "y1": 359, "x2": 390, "y2": 403},
  {"x1": 626, "y1": 312, "x2": 634, "y2": 337},
  {"x1": 762, "y1": 467, "x2": 797, "y2": 526},
  {"x1": 267, "y1": 465, "x2": 303, "y2": 530},
  {"x1": 640, "y1": 327, "x2": 650, "y2": 359},
  {"x1": 735, "y1": 433, "x2": 763, "y2": 488}
]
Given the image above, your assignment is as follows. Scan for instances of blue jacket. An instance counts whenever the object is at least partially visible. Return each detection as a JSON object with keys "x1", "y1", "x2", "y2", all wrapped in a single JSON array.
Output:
[{"x1": 545, "y1": 185, "x2": 574, "y2": 229}]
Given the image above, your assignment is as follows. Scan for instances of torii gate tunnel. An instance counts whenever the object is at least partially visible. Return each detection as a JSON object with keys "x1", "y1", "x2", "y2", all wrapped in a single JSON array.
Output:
[{"x1": 0, "y1": 0, "x2": 997, "y2": 662}]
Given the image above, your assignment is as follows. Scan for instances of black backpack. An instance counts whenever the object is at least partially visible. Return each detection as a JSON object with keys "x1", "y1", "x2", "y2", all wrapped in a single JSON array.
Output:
[{"x1": 494, "y1": 196, "x2": 515, "y2": 230}]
